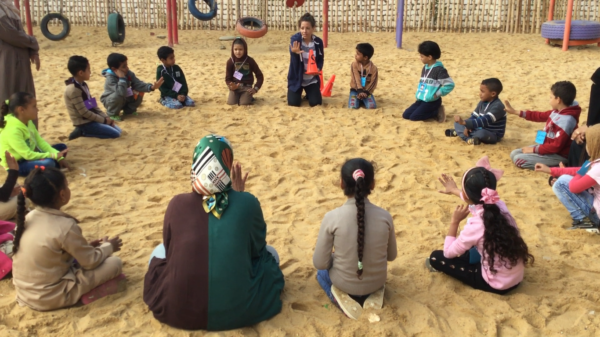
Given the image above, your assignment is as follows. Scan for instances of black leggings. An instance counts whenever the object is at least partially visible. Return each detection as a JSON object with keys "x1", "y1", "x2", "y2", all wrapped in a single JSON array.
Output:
[
  {"x1": 429, "y1": 250, "x2": 519, "y2": 295},
  {"x1": 287, "y1": 82, "x2": 322, "y2": 107}
]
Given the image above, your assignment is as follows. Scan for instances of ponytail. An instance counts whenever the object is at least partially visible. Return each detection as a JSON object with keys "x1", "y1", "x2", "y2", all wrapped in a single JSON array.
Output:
[
  {"x1": 355, "y1": 175, "x2": 366, "y2": 279},
  {"x1": 1, "y1": 92, "x2": 35, "y2": 129},
  {"x1": 12, "y1": 191, "x2": 27, "y2": 254}
]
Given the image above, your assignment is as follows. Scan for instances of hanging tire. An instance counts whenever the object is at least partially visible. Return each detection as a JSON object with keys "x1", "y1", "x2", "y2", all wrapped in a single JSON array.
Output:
[
  {"x1": 236, "y1": 17, "x2": 268, "y2": 39},
  {"x1": 188, "y1": 0, "x2": 218, "y2": 21},
  {"x1": 541, "y1": 20, "x2": 600, "y2": 40},
  {"x1": 285, "y1": 0, "x2": 305, "y2": 8},
  {"x1": 40, "y1": 13, "x2": 70, "y2": 41},
  {"x1": 108, "y1": 13, "x2": 126, "y2": 44}
]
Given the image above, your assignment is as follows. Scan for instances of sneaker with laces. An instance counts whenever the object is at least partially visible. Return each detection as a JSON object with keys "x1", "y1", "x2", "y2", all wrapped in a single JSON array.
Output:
[
  {"x1": 568, "y1": 218, "x2": 596, "y2": 229},
  {"x1": 445, "y1": 129, "x2": 457, "y2": 137},
  {"x1": 467, "y1": 137, "x2": 481, "y2": 145},
  {"x1": 331, "y1": 285, "x2": 362, "y2": 320}
]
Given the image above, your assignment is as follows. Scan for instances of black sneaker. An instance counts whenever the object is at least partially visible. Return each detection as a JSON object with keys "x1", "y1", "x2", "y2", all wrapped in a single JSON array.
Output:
[
  {"x1": 445, "y1": 129, "x2": 457, "y2": 137},
  {"x1": 68, "y1": 127, "x2": 83, "y2": 140},
  {"x1": 467, "y1": 137, "x2": 481, "y2": 145},
  {"x1": 568, "y1": 218, "x2": 596, "y2": 229}
]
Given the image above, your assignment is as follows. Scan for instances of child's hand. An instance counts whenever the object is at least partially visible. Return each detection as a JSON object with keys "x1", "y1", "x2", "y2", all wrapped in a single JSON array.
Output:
[
  {"x1": 58, "y1": 149, "x2": 69, "y2": 159},
  {"x1": 105, "y1": 117, "x2": 115, "y2": 126},
  {"x1": 451, "y1": 205, "x2": 470, "y2": 224},
  {"x1": 10, "y1": 185, "x2": 21, "y2": 198},
  {"x1": 454, "y1": 115, "x2": 465, "y2": 125},
  {"x1": 534, "y1": 163, "x2": 551, "y2": 174},
  {"x1": 152, "y1": 77, "x2": 165, "y2": 91},
  {"x1": 522, "y1": 146, "x2": 535, "y2": 154},
  {"x1": 357, "y1": 93, "x2": 367, "y2": 99},
  {"x1": 559, "y1": 162, "x2": 566, "y2": 168},
  {"x1": 104, "y1": 235, "x2": 123, "y2": 252},
  {"x1": 504, "y1": 100, "x2": 518, "y2": 115},
  {"x1": 228, "y1": 82, "x2": 240, "y2": 91},
  {"x1": 231, "y1": 162, "x2": 249, "y2": 192},
  {"x1": 247, "y1": 88, "x2": 257, "y2": 95},
  {"x1": 463, "y1": 128, "x2": 470, "y2": 137},
  {"x1": 5, "y1": 151, "x2": 18, "y2": 171},
  {"x1": 438, "y1": 173, "x2": 460, "y2": 196},
  {"x1": 89, "y1": 238, "x2": 102, "y2": 247},
  {"x1": 290, "y1": 41, "x2": 302, "y2": 54},
  {"x1": 114, "y1": 69, "x2": 126, "y2": 78},
  {"x1": 177, "y1": 95, "x2": 185, "y2": 102}
]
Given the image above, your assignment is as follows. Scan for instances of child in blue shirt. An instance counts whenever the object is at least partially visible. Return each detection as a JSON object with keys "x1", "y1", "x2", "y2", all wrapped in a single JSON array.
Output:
[
  {"x1": 403, "y1": 41, "x2": 454, "y2": 122},
  {"x1": 446, "y1": 78, "x2": 506, "y2": 145}
]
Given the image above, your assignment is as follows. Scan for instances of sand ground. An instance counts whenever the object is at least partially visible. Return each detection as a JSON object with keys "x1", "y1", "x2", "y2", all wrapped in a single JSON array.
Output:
[{"x1": 0, "y1": 26, "x2": 599, "y2": 336}]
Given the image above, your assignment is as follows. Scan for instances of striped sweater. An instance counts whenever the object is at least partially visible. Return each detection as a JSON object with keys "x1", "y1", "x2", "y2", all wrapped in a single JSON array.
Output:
[
  {"x1": 464, "y1": 98, "x2": 507, "y2": 139},
  {"x1": 415, "y1": 61, "x2": 455, "y2": 102}
]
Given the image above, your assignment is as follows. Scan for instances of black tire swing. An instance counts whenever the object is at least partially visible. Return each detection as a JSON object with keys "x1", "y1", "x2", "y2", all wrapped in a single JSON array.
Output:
[
  {"x1": 188, "y1": 0, "x2": 218, "y2": 21},
  {"x1": 107, "y1": 12, "x2": 126, "y2": 46},
  {"x1": 40, "y1": 0, "x2": 70, "y2": 41}
]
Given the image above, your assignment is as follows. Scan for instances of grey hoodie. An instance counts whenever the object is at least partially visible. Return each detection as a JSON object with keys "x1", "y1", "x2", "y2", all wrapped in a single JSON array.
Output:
[{"x1": 100, "y1": 68, "x2": 153, "y2": 107}]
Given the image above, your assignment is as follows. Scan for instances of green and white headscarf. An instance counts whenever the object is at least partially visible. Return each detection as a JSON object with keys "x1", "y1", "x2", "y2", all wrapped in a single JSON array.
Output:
[{"x1": 190, "y1": 134, "x2": 233, "y2": 219}]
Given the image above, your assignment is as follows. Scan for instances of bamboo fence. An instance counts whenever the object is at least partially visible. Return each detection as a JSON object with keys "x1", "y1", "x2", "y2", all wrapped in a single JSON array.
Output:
[{"x1": 16, "y1": 0, "x2": 600, "y2": 34}]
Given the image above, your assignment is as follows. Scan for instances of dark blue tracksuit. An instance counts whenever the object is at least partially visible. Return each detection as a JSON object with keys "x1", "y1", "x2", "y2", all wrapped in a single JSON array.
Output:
[{"x1": 287, "y1": 33, "x2": 324, "y2": 107}]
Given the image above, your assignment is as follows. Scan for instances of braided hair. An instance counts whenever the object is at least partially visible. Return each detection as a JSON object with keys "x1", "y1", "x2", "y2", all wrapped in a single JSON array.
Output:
[
  {"x1": 341, "y1": 158, "x2": 375, "y2": 279},
  {"x1": 463, "y1": 167, "x2": 534, "y2": 273},
  {"x1": 13, "y1": 167, "x2": 67, "y2": 254}
]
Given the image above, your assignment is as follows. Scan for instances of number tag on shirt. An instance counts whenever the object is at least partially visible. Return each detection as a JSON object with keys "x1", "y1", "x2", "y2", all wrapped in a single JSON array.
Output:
[
  {"x1": 578, "y1": 160, "x2": 592, "y2": 176},
  {"x1": 126, "y1": 87, "x2": 134, "y2": 97},
  {"x1": 535, "y1": 130, "x2": 547, "y2": 144},
  {"x1": 233, "y1": 71, "x2": 243, "y2": 81},
  {"x1": 361, "y1": 77, "x2": 366, "y2": 87},
  {"x1": 172, "y1": 81, "x2": 182, "y2": 93},
  {"x1": 83, "y1": 97, "x2": 97, "y2": 110}
]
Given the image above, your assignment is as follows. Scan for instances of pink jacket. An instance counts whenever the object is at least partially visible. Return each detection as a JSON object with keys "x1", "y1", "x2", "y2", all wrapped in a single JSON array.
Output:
[{"x1": 444, "y1": 201, "x2": 524, "y2": 290}]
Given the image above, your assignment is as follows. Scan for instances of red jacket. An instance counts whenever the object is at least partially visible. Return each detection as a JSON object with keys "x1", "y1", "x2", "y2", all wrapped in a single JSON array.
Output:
[{"x1": 519, "y1": 105, "x2": 581, "y2": 157}]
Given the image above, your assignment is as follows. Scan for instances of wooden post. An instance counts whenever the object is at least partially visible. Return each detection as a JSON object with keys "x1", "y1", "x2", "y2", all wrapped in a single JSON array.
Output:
[
  {"x1": 546, "y1": 0, "x2": 555, "y2": 44},
  {"x1": 24, "y1": 0, "x2": 32, "y2": 36},
  {"x1": 323, "y1": 0, "x2": 328, "y2": 47},
  {"x1": 167, "y1": 0, "x2": 173, "y2": 47},
  {"x1": 562, "y1": 0, "x2": 573, "y2": 51},
  {"x1": 172, "y1": 0, "x2": 179, "y2": 44},
  {"x1": 396, "y1": 0, "x2": 404, "y2": 47},
  {"x1": 13, "y1": 0, "x2": 19, "y2": 10}
]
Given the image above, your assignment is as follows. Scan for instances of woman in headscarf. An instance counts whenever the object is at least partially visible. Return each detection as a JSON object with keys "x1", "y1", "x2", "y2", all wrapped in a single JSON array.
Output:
[
  {"x1": 143, "y1": 134, "x2": 284, "y2": 331},
  {"x1": 0, "y1": 0, "x2": 40, "y2": 103}
]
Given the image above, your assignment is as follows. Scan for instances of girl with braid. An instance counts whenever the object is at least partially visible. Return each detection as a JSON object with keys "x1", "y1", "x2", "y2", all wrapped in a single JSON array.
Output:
[
  {"x1": 11, "y1": 167, "x2": 125, "y2": 310},
  {"x1": 313, "y1": 158, "x2": 397, "y2": 320},
  {"x1": 431, "y1": 156, "x2": 534, "y2": 294}
]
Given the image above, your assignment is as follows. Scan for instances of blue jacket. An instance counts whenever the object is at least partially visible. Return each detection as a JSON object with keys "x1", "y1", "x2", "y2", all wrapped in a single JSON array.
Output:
[{"x1": 287, "y1": 33, "x2": 324, "y2": 92}]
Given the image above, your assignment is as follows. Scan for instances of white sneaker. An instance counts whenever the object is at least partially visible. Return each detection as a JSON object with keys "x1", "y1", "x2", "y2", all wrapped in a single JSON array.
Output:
[
  {"x1": 363, "y1": 285, "x2": 385, "y2": 310},
  {"x1": 331, "y1": 285, "x2": 362, "y2": 320}
]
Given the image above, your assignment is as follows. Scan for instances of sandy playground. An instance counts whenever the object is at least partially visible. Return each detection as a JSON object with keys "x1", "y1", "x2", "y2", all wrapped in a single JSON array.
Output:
[{"x1": 0, "y1": 26, "x2": 599, "y2": 336}]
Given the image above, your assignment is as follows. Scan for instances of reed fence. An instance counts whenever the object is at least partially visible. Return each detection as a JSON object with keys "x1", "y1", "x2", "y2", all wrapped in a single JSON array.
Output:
[{"x1": 16, "y1": 0, "x2": 600, "y2": 34}]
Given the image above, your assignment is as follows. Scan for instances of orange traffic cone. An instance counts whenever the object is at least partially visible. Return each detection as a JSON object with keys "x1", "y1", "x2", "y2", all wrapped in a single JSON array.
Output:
[
  {"x1": 321, "y1": 74, "x2": 335, "y2": 97},
  {"x1": 319, "y1": 70, "x2": 324, "y2": 91},
  {"x1": 305, "y1": 49, "x2": 319, "y2": 75}
]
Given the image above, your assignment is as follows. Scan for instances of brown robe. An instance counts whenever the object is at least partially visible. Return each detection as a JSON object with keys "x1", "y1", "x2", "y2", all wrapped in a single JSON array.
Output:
[{"x1": 0, "y1": 6, "x2": 38, "y2": 101}]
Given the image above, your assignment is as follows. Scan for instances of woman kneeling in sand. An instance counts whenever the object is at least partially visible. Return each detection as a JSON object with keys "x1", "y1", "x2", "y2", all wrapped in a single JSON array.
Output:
[{"x1": 143, "y1": 134, "x2": 284, "y2": 331}]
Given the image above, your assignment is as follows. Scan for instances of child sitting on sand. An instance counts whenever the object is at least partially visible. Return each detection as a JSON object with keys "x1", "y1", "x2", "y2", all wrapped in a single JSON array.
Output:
[
  {"x1": 313, "y1": 158, "x2": 397, "y2": 320},
  {"x1": 0, "y1": 92, "x2": 69, "y2": 176},
  {"x1": 225, "y1": 38, "x2": 263, "y2": 106},
  {"x1": 12, "y1": 167, "x2": 125, "y2": 310},
  {"x1": 349, "y1": 43, "x2": 378, "y2": 109},
  {"x1": 506, "y1": 81, "x2": 581, "y2": 170},
  {"x1": 446, "y1": 78, "x2": 506, "y2": 145},
  {"x1": 157, "y1": 46, "x2": 195, "y2": 109},
  {"x1": 430, "y1": 156, "x2": 534, "y2": 294},
  {"x1": 534, "y1": 124, "x2": 600, "y2": 230},
  {"x1": 65, "y1": 56, "x2": 122, "y2": 140},
  {"x1": 403, "y1": 41, "x2": 454, "y2": 122},
  {"x1": 100, "y1": 53, "x2": 164, "y2": 121}
]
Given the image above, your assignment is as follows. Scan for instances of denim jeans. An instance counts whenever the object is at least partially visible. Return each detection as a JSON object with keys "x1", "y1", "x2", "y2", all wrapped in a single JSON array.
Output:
[
  {"x1": 147, "y1": 243, "x2": 280, "y2": 265},
  {"x1": 18, "y1": 143, "x2": 67, "y2": 176},
  {"x1": 348, "y1": 90, "x2": 377, "y2": 109},
  {"x1": 453, "y1": 123, "x2": 499, "y2": 144},
  {"x1": 79, "y1": 122, "x2": 122, "y2": 139},
  {"x1": 552, "y1": 175, "x2": 600, "y2": 223}
]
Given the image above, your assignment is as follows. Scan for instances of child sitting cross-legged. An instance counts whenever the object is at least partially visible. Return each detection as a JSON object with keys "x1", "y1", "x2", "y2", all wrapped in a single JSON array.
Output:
[
  {"x1": 225, "y1": 38, "x2": 264, "y2": 106},
  {"x1": 506, "y1": 81, "x2": 581, "y2": 170},
  {"x1": 446, "y1": 78, "x2": 506, "y2": 145},
  {"x1": 349, "y1": 43, "x2": 378, "y2": 109},
  {"x1": 65, "y1": 56, "x2": 122, "y2": 140},
  {"x1": 100, "y1": 53, "x2": 164, "y2": 121},
  {"x1": 157, "y1": 46, "x2": 194, "y2": 109},
  {"x1": 12, "y1": 167, "x2": 126, "y2": 310}
]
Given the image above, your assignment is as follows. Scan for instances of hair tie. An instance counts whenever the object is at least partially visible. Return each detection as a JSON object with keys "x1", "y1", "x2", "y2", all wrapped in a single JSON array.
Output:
[
  {"x1": 352, "y1": 169, "x2": 365, "y2": 181},
  {"x1": 20, "y1": 187, "x2": 26, "y2": 195},
  {"x1": 358, "y1": 261, "x2": 363, "y2": 270},
  {"x1": 34, "y1": 165, "x2": 45, "y2": 171},
  {"x1": 4, "y1": 99, "x2": 8, "y2": 106},
  {"x1": 480, "y1": 188, "x2": 500, "y2": 204}
]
